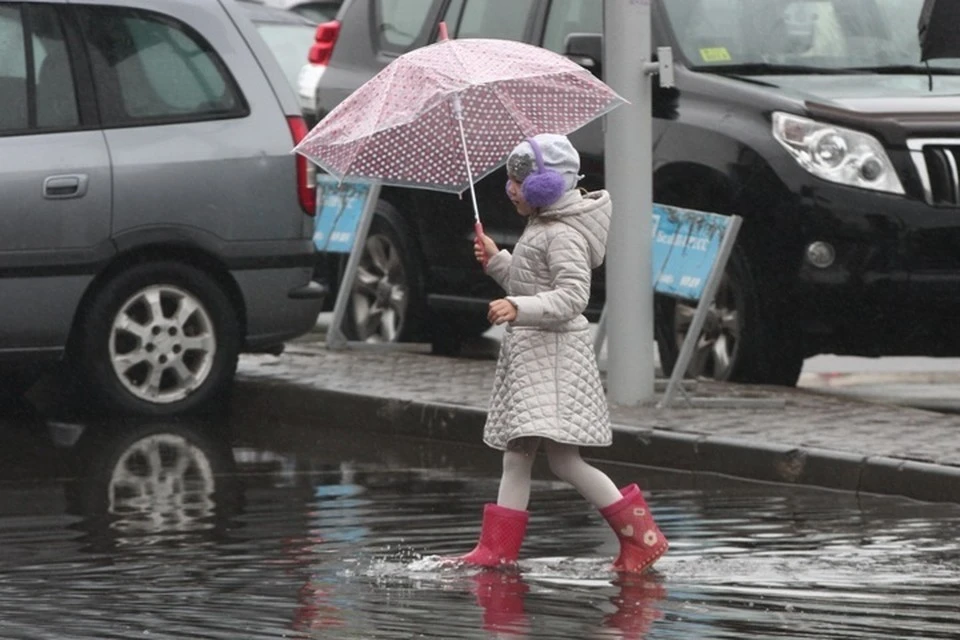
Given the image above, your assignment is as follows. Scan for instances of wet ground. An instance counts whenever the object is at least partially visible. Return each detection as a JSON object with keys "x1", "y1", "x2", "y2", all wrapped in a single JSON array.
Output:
[{"x1": 1, "y1": 398, "x2": 959, "y2": 639}]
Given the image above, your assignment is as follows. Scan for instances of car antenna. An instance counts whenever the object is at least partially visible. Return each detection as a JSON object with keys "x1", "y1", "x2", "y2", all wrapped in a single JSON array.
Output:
[{"x1": 925, "y1": 60, "x2": 933, "y2": 92}]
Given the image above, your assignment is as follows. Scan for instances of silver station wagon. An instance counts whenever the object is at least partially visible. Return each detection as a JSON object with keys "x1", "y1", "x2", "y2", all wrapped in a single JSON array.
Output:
[{"x1": 0, "y1": 0, "x2": 324, "y2": 415}]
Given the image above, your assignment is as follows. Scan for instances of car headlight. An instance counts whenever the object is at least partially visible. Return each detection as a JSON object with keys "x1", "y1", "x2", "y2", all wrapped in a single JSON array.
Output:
[{"x1": 772, "y1": 112, "x2": 904, "y2": 195}]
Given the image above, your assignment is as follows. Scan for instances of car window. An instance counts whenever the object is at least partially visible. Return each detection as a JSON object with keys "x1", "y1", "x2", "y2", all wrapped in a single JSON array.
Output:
[
  {"x1": 542, "y1": 0, "x2": 602, "y2": 54},
  {"x1": 441, "y1": 0, "x2": 464, "y2": 33},
  {"x1": 0, "y1": 4, "x2": 29, "y2": 133},
  {"x1": 665, "y1": 0, "x2": 960, "y2": 70},
  {"x1": 453, "y1": 0, "x2": 535, "y2": 41},
  {"x1": 291, "y1": 2, "x2": 342, "y2": 23},
  {"x1": 254, "y1": 21, "x2": 317, "y2": 88},
  {"x1": 76, "y1": 6, "x2": 245, "y2": 126},
  {"x1": 32, "y1": 6, "x2": 80, "y2": 129},
  {"x1": 0, "y1": 3, "x2": 78, "y2": 134},
  {"x1": 376, "y1": 0, "x2": 434, "y2": 51}
]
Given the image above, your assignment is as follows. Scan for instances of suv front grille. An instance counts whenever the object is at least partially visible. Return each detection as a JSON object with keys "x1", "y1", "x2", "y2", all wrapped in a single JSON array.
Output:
[{"x1": 908, "y1": 139, "x2": 960, "y2": 206}]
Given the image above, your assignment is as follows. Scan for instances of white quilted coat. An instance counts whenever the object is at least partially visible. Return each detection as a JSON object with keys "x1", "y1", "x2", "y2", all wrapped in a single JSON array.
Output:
[{"x1": 483, "y1": 189, "x2": 612, "y2": 451}]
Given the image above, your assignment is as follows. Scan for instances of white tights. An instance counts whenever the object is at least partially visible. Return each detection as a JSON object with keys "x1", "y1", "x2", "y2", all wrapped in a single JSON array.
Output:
[{"x1": 496, "y1": 439, "x2": 623, "y2": 511}]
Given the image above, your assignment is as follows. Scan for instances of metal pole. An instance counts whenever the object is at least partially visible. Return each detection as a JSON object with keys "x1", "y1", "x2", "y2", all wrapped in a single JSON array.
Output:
[
  {"x1": 593, "y1": 304, "x2": 607, "y2": 359},
  {"x1": 452, "y1": 96, "x2": 488, "y2": 268},
  {"x1": 452, "y1": 96, "x2": 481, "y2": 225},
  {"x1": 604, "y1": 0, "x2": 655, "y2": 405}
]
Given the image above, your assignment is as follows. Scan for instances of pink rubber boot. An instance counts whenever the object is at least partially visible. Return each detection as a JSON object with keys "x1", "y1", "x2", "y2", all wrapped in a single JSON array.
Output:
[
  {"x1": 600, "y1": 484, "x2": 668, "y2": 574},
  {"x1": 458, "y1": 503, "x2": 529, "y2": 567}
]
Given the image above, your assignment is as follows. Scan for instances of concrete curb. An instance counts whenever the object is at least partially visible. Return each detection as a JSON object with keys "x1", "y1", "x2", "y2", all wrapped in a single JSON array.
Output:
[{"x1": 232, "y1": 378, "x2": 960, "y2": 504}]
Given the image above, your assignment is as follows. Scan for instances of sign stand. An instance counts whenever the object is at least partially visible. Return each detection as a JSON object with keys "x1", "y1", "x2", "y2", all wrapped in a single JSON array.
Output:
[
  {"x1": 657, "y1": 214, "x2": 740, "y2": 409},
  {"x1": 595, "y1": 204, "x2": 783, "y2": 410},
  {"x1": 592, "y1": 306, "x2": 696, "y2": 396},
  {"x1": 314, "y1": 175, "x2": 431, "y2": 352}
]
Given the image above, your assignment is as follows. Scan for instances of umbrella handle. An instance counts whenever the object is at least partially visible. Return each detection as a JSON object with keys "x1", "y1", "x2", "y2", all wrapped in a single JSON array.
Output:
[{"x1": 474, "y1": 221, "x2": 489, "y2": 270}]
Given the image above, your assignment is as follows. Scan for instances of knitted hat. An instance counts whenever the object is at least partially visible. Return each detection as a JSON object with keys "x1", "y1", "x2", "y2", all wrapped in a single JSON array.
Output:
[{"x1": 506, "y1": 134, "x2": 582, "y2": 193}]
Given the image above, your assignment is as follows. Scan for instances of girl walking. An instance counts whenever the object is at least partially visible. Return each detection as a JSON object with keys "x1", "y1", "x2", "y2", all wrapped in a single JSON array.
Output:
[{"x1": 455, "y1": 134, "x2": 669, "y2": 573}]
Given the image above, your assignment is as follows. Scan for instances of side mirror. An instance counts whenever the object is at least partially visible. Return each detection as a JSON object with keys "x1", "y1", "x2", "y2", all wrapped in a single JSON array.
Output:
[{"x1": 564, "y1": 33, "x2": 603, "y2": 76}]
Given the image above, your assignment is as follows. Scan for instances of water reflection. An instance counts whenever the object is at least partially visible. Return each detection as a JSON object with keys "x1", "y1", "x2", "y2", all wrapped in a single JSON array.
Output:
[
  {"x1": 61, "y1": 420, "x2": 241, "y2": 551},
  {"x1": 600, "y1": 576, "x2": 667, "y2": 639},
  {"x1": 471, "y1": 570, "x2": 530, "y2": 636},
  {"x1": 0, "y1": 399, "x2": 959, "y2": 639},
  {"x1": 468, "y1": 571, "x2": 666, "y2": 639}
]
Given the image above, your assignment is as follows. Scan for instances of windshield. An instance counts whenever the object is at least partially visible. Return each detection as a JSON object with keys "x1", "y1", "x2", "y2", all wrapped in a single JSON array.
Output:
[
  {"x1": 662, "y1": 0, "x2": 960, "y2": 73},
  {"x1": 254, "y1": 22, "x2": 316, "y2": 88}
]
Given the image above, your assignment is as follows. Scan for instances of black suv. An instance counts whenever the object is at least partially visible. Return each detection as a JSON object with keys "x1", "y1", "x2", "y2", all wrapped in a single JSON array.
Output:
[{"x1": 310, "y1": 0, "x2": 960, "y2": 386}]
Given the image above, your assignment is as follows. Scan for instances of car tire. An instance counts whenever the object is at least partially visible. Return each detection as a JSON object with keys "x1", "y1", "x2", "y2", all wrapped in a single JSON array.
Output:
[
  {"x1": 73, "y1": 261, "x2": 241, "y2": 416},
  {"x1": 654, "y1": 197, "x2": 803, "y2": 387},
  {"x1": 343, "y1": 206, "x2": 426, "y2": 344}
]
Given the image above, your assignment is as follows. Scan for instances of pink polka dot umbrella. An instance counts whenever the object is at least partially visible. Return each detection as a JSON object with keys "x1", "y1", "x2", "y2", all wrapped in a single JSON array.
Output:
[{"x1": 293, "y1": 24, "x2": 626, "y2": 238}]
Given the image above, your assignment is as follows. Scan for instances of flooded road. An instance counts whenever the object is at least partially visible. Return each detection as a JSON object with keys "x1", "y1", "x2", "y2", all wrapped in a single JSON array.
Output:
[{"x1": 1, "y1": 399, "x2": 958, "y2": 639}]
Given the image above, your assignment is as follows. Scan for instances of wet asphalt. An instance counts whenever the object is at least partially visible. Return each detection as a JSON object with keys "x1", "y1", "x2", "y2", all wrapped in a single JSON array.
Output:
[{"x1": 1, "y1": 394, "x2": 958, "y2": 640}]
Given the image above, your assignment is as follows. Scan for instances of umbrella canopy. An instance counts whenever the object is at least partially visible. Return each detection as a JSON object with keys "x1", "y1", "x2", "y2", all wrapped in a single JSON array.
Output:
[
  {"x1": 293, "y1": 37, "x2": 625, "y2": 198},
  {"x1": 919, "y1": 0, "x2": 960, "y2": 61}
]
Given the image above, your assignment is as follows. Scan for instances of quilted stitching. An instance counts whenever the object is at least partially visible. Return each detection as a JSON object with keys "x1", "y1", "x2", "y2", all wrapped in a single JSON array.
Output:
[{"x1": 483, "y1": 191, "x2": 613, "y2": 451}]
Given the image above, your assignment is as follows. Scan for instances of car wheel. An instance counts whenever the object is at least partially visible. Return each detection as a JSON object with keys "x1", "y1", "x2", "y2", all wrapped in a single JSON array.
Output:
[
  {"x1": 343, "y1": 212, "x2": 425, "y2": 343},
  {"x1": 653, "y1": 203, "x2": 803, "y2": 387},
  {"x1": 656, "y1": 247, "x2": 748, "y2": 379},
  {"x1": 75, "y1": 262, "x2": 241, "y2": 416}
]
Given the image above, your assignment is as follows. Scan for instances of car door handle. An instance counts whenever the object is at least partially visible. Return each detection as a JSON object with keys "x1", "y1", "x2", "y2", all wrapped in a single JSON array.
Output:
[{"x1": 43, "y1": 174, "x2": 88, "y2": 199}]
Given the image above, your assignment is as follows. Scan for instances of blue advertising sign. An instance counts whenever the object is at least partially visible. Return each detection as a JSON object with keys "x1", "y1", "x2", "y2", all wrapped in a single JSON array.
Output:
[
  {"x1": 651, "y1": 203, "x2": 732, "y2": 302},
  {"x1": 313, "y1": 176, "x2": 375, "y2": 253}
]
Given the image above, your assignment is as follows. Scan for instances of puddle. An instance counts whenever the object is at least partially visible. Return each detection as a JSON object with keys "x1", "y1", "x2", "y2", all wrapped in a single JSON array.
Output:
[{"x1": 0, "y1": 414, "x2": 958, "y2": 638}]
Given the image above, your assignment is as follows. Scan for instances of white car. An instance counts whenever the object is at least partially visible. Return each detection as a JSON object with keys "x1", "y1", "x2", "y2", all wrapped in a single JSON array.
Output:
[
  {"x1": 241, "y1": 1, "x2": 319, "y2": 89},
  {"x1": 298, "y1": 62, "x2": 327, "y2": 121},
  {"x1": 291, "y1": 1, "x2": 343, "y2": 123},
  {"x1": 258, "y1": 0, "x2": 341, "y2": 23},
  {"x1": 238, "y1": 1, "x2": 337, "y2": 108}
]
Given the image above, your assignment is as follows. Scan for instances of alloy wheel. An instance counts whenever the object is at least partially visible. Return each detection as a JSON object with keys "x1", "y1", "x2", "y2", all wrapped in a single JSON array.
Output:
[
  {"x1": 109, "y1": 285, "x2": 217, "y2": 404},
  {"x1": 673, "y1": 270, "x2": 743, "y2": 380},
  {"x1": 350, "y1": 233, "x2": 408, "y2": 342}
]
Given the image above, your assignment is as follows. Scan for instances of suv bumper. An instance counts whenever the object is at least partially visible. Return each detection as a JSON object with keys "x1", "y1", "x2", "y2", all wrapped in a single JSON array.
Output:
[{"x1": 784, "y1": 182, "x2": 960, "y2": 353}]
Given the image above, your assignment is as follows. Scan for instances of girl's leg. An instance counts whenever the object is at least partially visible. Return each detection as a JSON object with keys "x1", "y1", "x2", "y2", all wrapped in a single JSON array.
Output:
[
  {"x1": 543, "y1": 440, "x2": 622, "y2": 509},
  {"x1": 544, "y1": 441, "x2": 669, "y2": 573},
  {"x1": 455, "y1": 438, "x2": 539, "y2": 566},
  {"x1": 496, "y1": 438, "x2": 540, "y2": 510}
]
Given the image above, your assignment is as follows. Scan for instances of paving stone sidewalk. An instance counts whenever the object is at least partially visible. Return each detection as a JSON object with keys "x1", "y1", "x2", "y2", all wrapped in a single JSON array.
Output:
[{"x1": 235, "y1": 341, "x2": 960, "y2": 503}]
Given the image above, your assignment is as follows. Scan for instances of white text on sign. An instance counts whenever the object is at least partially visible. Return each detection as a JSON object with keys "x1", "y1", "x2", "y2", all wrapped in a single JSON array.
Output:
[{"x1": 656, "y1": 231, "x2": 710, "y2": 251}]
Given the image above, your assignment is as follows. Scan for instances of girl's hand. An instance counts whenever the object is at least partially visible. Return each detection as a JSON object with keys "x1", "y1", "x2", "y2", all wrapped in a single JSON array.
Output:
[
  {"x1": 474, "y1": 231, "x2": 498, "y2": 264},
  {"x1": 488, "y1": 298, "x2": 517, "y2": 325}
]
